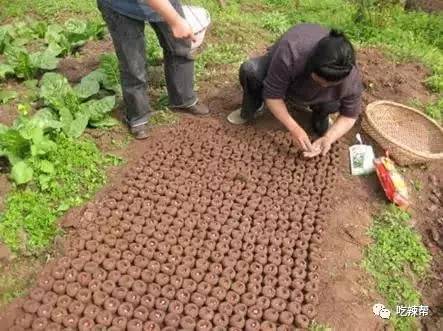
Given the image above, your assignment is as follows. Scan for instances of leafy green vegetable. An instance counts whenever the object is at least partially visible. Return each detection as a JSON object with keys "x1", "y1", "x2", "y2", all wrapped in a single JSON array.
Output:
[
  {"x1": 0, "y1": 134, "x2": 112, "y2": 253},
  {"x1": 32, "y1": 108, "x2": 63, "y2": 130},
  {"x1": 0, "y1": 90, "x2": 18, "y2": 104},
  {"x1": 64, "y1": 112, "x2": 90, "y2": 138},
  {"x1": 89, "y1": 117, "x2": 120, "y2": 128},
  {"x1": 44, "y1": 19, "x2": 105, "y2": 56},
  {"x1": 0, "y1": 25, "x2": 13, "y2": 53},
  {"x1": 40, "y1": 72, "x2": 117, "y2": 137},
  {"x1": 0, "y1": 124, "x2": 30, "y2": 165},
  {"x1": 0, "y1": 63, "x2": 14, "y2": 80},
  {"x1": 4, "y1": 44, "x2": 59, "y2": 80},
  {"x1": 74, "y1": 78, "x2": 100, "y2": 100},
  {"x1": 11, "y1": 161, "x2": 33, "y2": 184},
  {"x1": 99, "y1": 54, "x2": 121, "y2": 94},
  {"x1": 83, "y1": 54, "x2": 122, "y2": 95},
  {"x1": 82, "y1": 95, "x2": 116, "y2": 122}
]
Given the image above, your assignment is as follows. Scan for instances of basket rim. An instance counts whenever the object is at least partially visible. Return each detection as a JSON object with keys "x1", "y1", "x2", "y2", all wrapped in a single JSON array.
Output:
[{"x1": 365, "y1": 100, "x2": 443, "y2": 159}]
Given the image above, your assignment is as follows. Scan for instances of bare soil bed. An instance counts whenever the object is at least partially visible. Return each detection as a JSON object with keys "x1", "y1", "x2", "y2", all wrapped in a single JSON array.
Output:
[{"x1": 3, "y1": 119, "x2": 340, "y2": 330}]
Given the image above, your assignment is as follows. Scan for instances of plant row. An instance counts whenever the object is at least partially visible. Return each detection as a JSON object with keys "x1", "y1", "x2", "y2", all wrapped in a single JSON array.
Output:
[{"x1": 0, "y1": 19, "x2": 105, "y2": 80}]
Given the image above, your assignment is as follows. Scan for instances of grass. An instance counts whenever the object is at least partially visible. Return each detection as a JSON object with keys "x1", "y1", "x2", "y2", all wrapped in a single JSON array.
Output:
[
  {"x1": 309, "y1": 321, "x2": 333, "y2": 331},
  {"x1": 149, "y1": 109, "x2": 179, "y2": 126},
  {"x1": 0, "y1": 0, "x2": 99, "y2": 22},
  {"x1": 0, "y1": 256, "x2": 43, "y2": 308},
  {"x1": 0, "y1": 135, "x2": 115, "y2": 253},
  {"x1": 363, "y1": 205, "x2": 431, "y2": 330},
  {"x1": 409, "y1": 98, "x2": 443, "y2": 123}
]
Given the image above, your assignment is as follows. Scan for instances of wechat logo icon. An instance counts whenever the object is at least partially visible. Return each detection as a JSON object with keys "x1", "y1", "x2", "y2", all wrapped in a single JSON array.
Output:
[{"x1": 373, "y1": 303, "x2": 391, "y2": 320}]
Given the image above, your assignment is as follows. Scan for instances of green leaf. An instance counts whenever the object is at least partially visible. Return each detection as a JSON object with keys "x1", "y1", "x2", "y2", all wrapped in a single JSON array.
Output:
[
  {"x1": 11, "y1": 161, "x2": 33, "y2": 184},
  {"x1": 65, "y1": 19, "x2": 88, "y2": 35},
  {"x1": 0, "y1": 90, "x2": 18, "y2": 104},
  {"x1": 45, "y1": 24, "x2": 71, "y2": 55},
  {"x1": 65, "y1": 112, "x2": 90, "y2": 138},
  {"x1": 11, "y1": 21, "x2": 37, "y2": 42},
  {"x1": 4, "y1": 45, "x2": 35, "y2": 79},
  {"x1": 59, "y1": 107, "x2": 74, "y2": 133},
  {"x1": 30, "y1": 135, "x2": 56, "y2": 156},
  {"x1": 64, "y1": 19, "x2": 89, "y2": 51},
  {"x1": 0, "y1": 25, "x2": 13, "y2": 53},
  {"x1": 38, "y1": 174, "x2": 52, "y2": 190},
  {"x1": 31, "y1": 108, "x2": 62, "y2": 130},
  {"x1": 30, "y1": 47, "x2": 60, "y2": 70},
  {"x1": 40, "y1": 72, "x2": 72, "y2": 105},
  {"x1": 0, "y1": 63, "x2": 14, "y2": 80},
  {"x1": 81, "y1": 95, "x2": 116, "y2": 122},
  {"x1": 0, "y1": 125, "x2": 29, "y2": 164},
  {"x1": 82, "y1": 69, "x2": 106, "y2": 85},
  {"x1": 23, "y1": 79, "x2": 38, "y2": 89},
  {"x1": 85, "y1": 21, "x2": 106, "y2": 40},
  {"x1": 39, "y1": 160, "x2": 55, "y2": 174},
  {"x1": 44, "y1": 24, "x2": 63, "y2": 44},
  {"x1": 30, "y1": 21, "x2": 48, "y2": 39},
  {"x1": 99, "y1": 54, "x2": 121, "y2": 94},
  {"x1": 46, "y1": 42, "x2": 64, "y2": 57},
  {"x1": 74, "y1": 78, "x2": 100, "y2": 100},
  {"x1": 89, "y1": 117, "x2": 119, "y2": 128}
]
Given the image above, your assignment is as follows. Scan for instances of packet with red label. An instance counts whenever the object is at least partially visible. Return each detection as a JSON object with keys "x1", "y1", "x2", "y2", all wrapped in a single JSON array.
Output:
[{"x1": 373, "y1": 153, "x2": 409, "y2": 209}]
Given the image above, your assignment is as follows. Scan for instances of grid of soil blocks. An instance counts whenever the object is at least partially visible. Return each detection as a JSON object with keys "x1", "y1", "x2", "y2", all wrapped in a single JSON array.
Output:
[{"x1": 11, "y1": 120, "x2": 339, "y2": 331}]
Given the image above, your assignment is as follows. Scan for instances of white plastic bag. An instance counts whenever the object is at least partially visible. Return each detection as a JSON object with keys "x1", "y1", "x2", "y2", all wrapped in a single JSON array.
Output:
[{"x1": 349, "y1": 134, "x2": 375, "y2": 175}]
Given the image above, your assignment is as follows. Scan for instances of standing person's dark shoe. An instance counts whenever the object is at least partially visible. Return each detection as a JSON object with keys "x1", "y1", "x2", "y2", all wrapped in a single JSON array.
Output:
[
  {"x1": 171, "y1": 100, "x2": 210, "y2": 115},
  {"x1": 130, "y1": 125, "x2": 149, "y2": 140}
]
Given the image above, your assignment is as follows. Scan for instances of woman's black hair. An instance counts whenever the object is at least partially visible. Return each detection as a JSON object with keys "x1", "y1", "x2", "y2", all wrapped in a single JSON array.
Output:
[{"x1": 306, "y1": 29, "x2": 356, "y2": 82}]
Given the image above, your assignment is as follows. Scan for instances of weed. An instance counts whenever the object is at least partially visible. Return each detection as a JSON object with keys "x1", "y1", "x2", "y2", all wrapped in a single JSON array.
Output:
[
  {"x1": 424, "y1": 98, "x2": 442, "y2": 123},
  {"x1": 261, "y1": 12, "x2": 292, "y2": 36},
  {"x1": 195, "y1": 43, "x2": 245, "y2": 79},
  {"x1": 145, "y1": 28, "x2": 163, "y2": 66},
  {"x1": 363, "y1": 205, "x2": 431, "y2": 330},
  {"x1": 0, "y1": 0, "x2": 100, "y2": 22},
  {"x1": 309, "y1": 321, "x2": 333, "y2": 331},
  {"x1": 0, "y1": 256, "x2": 43, "y2": 307},
  {"x1": 408, "y1": 98, "x2": 443, "y2": 123},
  {"x1": 410, "y1": 179, "x2": 422, "y2": 192},
  {"x1": 0, "y1": 90, "x2": 18, "y2": 104},
  {"x1": 149, "y1": 110, "x2": 179, "y2": 126}
]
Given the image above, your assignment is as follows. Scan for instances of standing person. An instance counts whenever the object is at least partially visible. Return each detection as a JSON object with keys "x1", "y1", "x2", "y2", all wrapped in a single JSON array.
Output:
[
  {"x1": 97, "y1": 0, "x2": 210, "y2": 139},
  {"x1": 227, "y1": 23, "x2": 363, "y2": 158}
]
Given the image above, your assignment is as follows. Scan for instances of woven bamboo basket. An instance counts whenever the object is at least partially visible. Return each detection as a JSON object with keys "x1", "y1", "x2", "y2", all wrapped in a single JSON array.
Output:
[{"x1": 361, "y1": 100, "x2": 443, "y2": 166}]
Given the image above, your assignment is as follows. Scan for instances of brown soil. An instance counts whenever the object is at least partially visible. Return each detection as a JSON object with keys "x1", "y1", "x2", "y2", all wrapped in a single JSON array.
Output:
[
  {"x1": 405, "y1": 0, "x2": 443, "y2": 12},
  {"x1": 357, "y1": 48, "x2": 435, "y2": 106},
  {"x1": 1, "y1": 118, "x2": 340, "y2": 330},
  {"x1": 58, "y1": 38, "x2": 114, "y2": 83}
]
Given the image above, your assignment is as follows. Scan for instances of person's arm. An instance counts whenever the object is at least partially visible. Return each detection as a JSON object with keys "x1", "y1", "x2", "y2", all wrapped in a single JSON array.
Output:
[
  {"x1": 146, "y1": 0, "x2": 195, "y2": 40},
  {"x1": 266, "y1": 98, "x2": 314, "y2": 152},
  {"x1": 324, "y1": 115, "x2": 356, "y2": 142}
]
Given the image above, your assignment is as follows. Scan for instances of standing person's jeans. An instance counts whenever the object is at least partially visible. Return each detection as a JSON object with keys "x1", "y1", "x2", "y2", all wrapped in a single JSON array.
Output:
[
  {"x1": 239, "y1": 54, "x2": 340, "y2": 125},
  {"x1": 97, "y1": 0, "x2": 197, "y2": 128}
]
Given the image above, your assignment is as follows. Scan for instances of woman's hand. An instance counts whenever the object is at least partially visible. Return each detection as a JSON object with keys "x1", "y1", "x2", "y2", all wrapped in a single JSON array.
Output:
[
  {"x1": 291, "y1": 127, "x2": 314, "y2": 152},
  {"x1": 303, "y1": 136, "x2": 332, "y2": 158}
]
